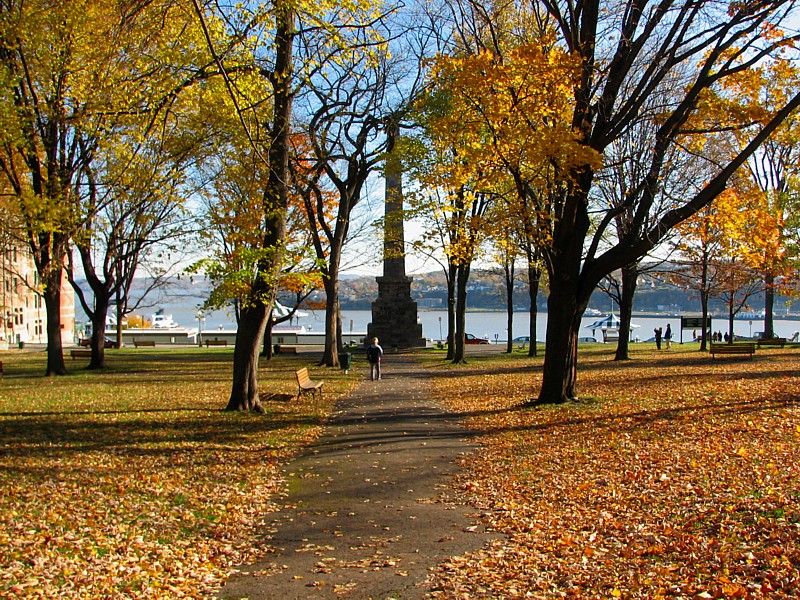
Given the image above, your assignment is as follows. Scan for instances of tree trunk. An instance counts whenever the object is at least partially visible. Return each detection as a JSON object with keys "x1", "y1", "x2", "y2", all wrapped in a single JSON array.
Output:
[
  {"x1": 727, "y1": 301, "x2": 735, "y2": 342},
  {"x1": 321, "y1": 271, "x2": 340, "y2": 367},
  {"x1": 536, "y1": 273, "x2": 584, "y2": 404},
  {"x1": 764, "y1": 273, "x2": 775, "y2": 339},
  {"x1": 68, "y1": 249, "x2": 112, "y2": 370},
  {"x1": 700, "y1": 294, "x2": 710, "y2": 352},
  {"x1": 505, "y1": 305, "x2": 514, "y2": 353},
  {"x1": 227, "y1": 3, "x2": 294, "y2": 410},
  {"x1": 614, "y1": 263, "x2": 637, "y2": 361},
  {"x1": 504, "y1": 260, "x2": 514, "y2": 354},
  {"x1": 699, "y1": 255, "x2": 710, "y2": 352},
  {"x1": 88, "y1": 294, "x2": 110, "y2": 369},
  {"x1": 452, "y1": 263, "x2": 470, "y2": 364},
  {"x1": 226, "y1": 304, "x2": 268, "y2": 412},
  {"x1": 527, "y1": 264, "x2": 540, "y2": 358},
  {"x1": 446, "y1": 263, "x2": 456, "y2": 361},
  {"x1": 43, "y1": 271, "x2": 67, "y2": 376},
  {"x1": 262, "y1": 312, "x2": 274, "y2": 359}
]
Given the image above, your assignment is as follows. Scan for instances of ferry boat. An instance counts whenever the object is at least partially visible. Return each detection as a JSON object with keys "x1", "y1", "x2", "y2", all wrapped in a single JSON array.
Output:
[{"x1": 152, "y1": 310, "x2": 180, "y2": 328}]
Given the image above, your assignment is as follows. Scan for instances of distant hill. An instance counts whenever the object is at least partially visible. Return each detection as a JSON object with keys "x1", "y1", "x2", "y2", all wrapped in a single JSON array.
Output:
[
  {"x1": 330, "y1": 269, "x2": 788, "y2": 315},
  {"x1": 79, "y1": 269, "x2": 791, "y2": 316}
]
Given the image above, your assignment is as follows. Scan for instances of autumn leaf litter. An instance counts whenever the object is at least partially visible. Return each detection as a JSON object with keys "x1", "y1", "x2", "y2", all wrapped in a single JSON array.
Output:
[{"x1": 428, "y1": 347, "x2": 800, "y2": 599}]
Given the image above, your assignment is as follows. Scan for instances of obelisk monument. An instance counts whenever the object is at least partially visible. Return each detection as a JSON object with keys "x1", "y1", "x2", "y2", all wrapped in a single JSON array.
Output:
[{"x1": 367, "y1": 126, "x2": 426, "y2": 348}]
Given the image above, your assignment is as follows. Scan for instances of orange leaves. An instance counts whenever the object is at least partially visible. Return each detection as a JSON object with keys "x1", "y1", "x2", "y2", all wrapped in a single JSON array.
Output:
[{"x1": 428, "y1": 347, "x2": 800, "y2": 597}]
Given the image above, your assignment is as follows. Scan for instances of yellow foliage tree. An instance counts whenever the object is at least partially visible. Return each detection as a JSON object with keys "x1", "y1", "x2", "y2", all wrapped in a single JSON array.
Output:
[
  {"x1": 414, "y1": 17, "x2": 599, "y2": 363},
  {"x1": 709, "y1": 58, "x2": 800, "y2": 337},
  {"x1": 0, "y1": 0, "x2": 212, "y2": 375}
]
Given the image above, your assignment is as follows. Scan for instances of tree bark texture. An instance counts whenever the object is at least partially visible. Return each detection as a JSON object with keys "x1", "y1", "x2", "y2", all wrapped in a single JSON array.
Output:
[
  {"x1": 452, "y1": 264, "x2": 470, "y2": 364},
  {"x1": 504, "y1": 261, "x2": 514, "y2": 354},
  {"x1": 88, "y1": 294, "x2": 110, "y2": 369},
  {"x1": 764, "y1": 273, "x2": 776, "y2": 339},
  {"x1": 446, "y1": 263, "x2": 456, "y2": 361},
  {"x1": 321, "y1": 271, "x2": 341, "y2": 367},
  {"x1": 43, "y1": 271, "x2": 67, "y2": 376},
  {"x1": 527, "y1": 264, "x2": 540, "y2": 358},
  {"x1": 614, "y1": 264, "x2": 637, "y2": 361},
  {"x1": 536, "y1": 277, "x2": 584, "y2": 404},
  {"x1": 227, "y1": 304, "x2": 269, "y2": 412}
]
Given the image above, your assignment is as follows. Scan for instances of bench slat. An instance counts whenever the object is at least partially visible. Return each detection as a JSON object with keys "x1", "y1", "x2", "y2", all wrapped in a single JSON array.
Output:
[
  {"x1": 134, "y1": 340, "x2": 156, "y2": 348},
  {"x1": 295, "y1": 367, "x2": 323, "y2": 400},
  {"x1": 710, "y1": 343, "x2": 755, "y2": 358},
  {"x1": 204, "y1": 340, "x2": 228, "y2": 347},
  {"x1": 757, "y1": 337, "x2": 786, "y2": 348}
]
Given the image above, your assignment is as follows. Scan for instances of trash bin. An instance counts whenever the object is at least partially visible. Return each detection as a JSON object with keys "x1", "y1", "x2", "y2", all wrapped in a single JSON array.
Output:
[
  {"x1": 338, "y1": 352, "x2": 352, "y2": 374},
  {"x1": 18, "y1": 341, "x2": 24, "y2": 349}
]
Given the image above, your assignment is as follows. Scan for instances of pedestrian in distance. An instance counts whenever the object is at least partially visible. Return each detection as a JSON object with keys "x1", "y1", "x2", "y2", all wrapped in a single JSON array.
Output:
[
  {"x1": 367, "y1": 337, "x2": 383, "y2": 381},
  {"x1": 654, "y1": 327, "x2": 662, "y2": 350},
  {"x1": 664, "y1": 323, "x2": 672, "y2": 349}
]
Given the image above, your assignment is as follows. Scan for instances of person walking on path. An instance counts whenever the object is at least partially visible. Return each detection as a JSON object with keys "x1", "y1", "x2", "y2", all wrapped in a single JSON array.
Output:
[
  {"x1": 654, "y1": 327, "x2": 662, "y2": 350},
  {"x1": 367, "y1": 336, "x2": 383, "y2": 381},
  {"x1": 664, "y1": 323, "x2": 672, "y2": 349}
]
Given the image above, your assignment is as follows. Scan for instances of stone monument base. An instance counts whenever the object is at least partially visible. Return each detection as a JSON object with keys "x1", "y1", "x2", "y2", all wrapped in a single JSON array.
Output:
[{"x1": 367, "y1": 276, "x2": 426, "y2": 349}]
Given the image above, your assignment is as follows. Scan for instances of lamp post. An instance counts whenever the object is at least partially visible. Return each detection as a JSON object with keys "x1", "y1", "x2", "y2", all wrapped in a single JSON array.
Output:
[
  {"x1": 438, "y1": 316, "x2": 442, "y2": 342},
  {"x1": 197, "y1": 311, "x2": 205, "y2": 347}
]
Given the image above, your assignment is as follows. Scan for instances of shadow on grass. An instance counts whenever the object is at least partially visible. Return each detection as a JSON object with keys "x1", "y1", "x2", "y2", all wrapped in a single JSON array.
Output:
[
  {"x1": 300, "y1": 389, "x2": 800, "y2": 459},
  {"x1": 0, "y1": 409, "x2": 324, "y2": 460},
  {"x1": 412, "y1": 347, "x2": 800, "y2": 390}
]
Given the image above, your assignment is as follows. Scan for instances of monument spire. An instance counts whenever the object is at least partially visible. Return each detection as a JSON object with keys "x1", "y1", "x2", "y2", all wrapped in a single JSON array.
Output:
[{"x1": 367, "y1": 121, "x2": 426, "y2": 349}]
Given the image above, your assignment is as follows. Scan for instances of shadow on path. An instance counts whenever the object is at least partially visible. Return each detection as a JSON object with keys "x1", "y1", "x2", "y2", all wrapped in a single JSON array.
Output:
[{"x1": 217, "y1": 354, "x2": 498, "y2": 599}]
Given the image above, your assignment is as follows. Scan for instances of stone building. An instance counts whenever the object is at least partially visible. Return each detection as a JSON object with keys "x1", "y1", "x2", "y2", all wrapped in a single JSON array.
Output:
[{"x1": 0, "y1": 242, "x2": 74, "y2": 349}]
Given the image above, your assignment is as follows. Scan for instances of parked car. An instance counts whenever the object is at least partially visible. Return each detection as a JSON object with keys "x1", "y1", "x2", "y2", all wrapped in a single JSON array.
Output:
[
  {"x1": 577, "y1": 336, "x2": 599, "y2": 343},
  {"x1": 79, "y1": 336, "x2": 118, "y2": 348},
  {"x1": 464, "y1": 333, "x2": 490, "y2": 344}
]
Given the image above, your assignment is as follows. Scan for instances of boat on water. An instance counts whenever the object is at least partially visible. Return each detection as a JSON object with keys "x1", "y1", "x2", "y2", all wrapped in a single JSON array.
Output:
[
  {"x1": 735, "y1": 311, "x2": 765, "y2": 320},
  {"x1": 152, "y1": 310, "x2": 180, "y2": 328}
]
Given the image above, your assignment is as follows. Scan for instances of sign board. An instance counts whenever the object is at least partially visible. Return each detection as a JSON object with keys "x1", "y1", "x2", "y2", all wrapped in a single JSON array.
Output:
[{"x1": 681, "y1": 316, "x2": 712, "y2": 329}]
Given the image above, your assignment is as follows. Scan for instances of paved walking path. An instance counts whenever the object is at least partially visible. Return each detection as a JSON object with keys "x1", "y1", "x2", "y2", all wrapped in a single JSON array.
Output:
[{"x1": 217, "y1": 353, "x2": 496, "y2": 599}]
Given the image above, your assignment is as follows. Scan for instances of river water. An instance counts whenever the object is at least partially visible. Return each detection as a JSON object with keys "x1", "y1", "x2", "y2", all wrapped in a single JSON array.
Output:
[{"x1": 155, "y1": 305, "x2": 800, "y2": 344}]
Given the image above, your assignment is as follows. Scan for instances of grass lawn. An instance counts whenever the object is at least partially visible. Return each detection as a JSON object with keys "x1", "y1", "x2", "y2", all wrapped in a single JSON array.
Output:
[
  {"x1": 425, "y1": 343, "x2": 800, "y2": 598},
  {"x1": 0, "y1": 347, "x2": 358, "y2": 599}
]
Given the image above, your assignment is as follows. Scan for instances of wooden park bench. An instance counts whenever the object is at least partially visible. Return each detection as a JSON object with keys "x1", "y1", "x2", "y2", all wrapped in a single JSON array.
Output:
[
  {"x1": 70, "y1": 349, "x2": 93, "y2": 360},
  {"x1": 276, "y1": 345, "x2": 297, "y2": 354},
  {"x1": 295, "y1": 367, "x2": 323, "y2": 400},
  {"x1": 756, "y1": 337, "x2": 787, "y2": 348},
  {"x1": 133, "y1": 340, "x2": 156, "y2": 348},
  {"x1": 204, "y1": 339, "x2": 228, "y2": 347},
  {"x1": 710, "y1": 342, "x2": 755, "y2": 359}
]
